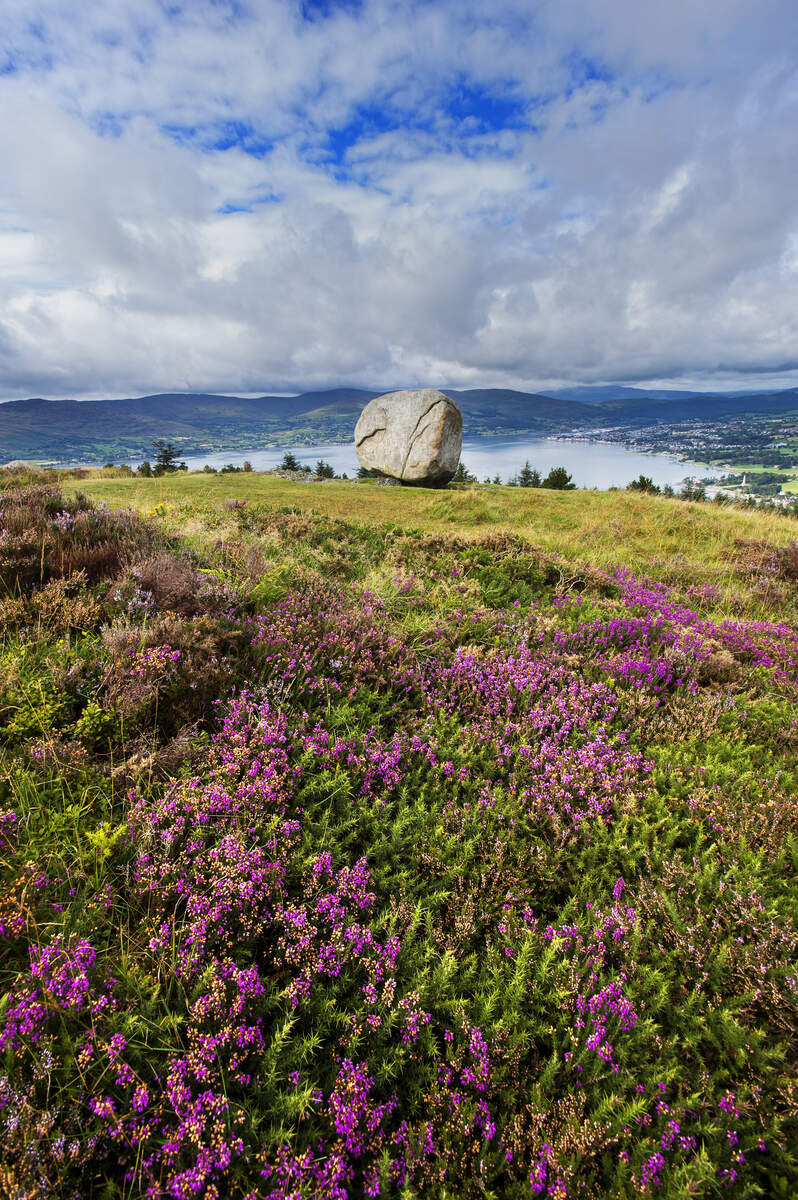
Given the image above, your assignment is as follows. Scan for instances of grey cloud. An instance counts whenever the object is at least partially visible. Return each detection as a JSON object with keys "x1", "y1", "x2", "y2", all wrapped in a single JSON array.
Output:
[{"x1": 0, "y1": 0, "x2": 797, "y2": 399}]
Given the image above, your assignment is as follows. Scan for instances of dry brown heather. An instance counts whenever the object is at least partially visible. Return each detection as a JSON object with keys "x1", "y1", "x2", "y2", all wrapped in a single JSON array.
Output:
[{"x1": 62, "y1": 468, "x2": 798, "y2": 599}]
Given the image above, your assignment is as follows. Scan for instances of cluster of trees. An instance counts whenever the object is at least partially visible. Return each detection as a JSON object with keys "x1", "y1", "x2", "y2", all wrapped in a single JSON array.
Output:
[
  {"x1": 202, "y1": 462, "x2": 253, "y2": 474},
  {"x1": 133, "y1": 445, "x2": 344, "y2": 479},
  {"x1": 279, "y1": 453, "x2": 340, "y2": 479},
  {"x1": 202, "y1": 452, "x2": 339, "y2": 477},
  {"x1": 735, "y1": 471, "x2": 791, "y2": 497},
  {"x1": 137, "y1": 441, "x2": 187, "y2": 477},
  {"x1": 624, "y1": 470, "x2": 792, "y2": 504},
  {"x1": 451, "y1": 460, "x2": 576, "y2": 489},
  {"x1": 626, "y1": 473, "x2": 704, "y2": 499},
  {"x1": 626, "y1": 474, "x2": 663, "y2": 494},
  {"x1": 278, "y1": 452, "x2": 301, "y2": 471},
  {"x1": 510, "y1": 462, "x2": 576, "y2": 489}
]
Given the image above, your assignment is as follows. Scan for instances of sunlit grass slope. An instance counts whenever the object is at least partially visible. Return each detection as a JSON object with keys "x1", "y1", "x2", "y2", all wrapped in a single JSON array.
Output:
[{"x1": 67, "y1": 469, "x2": 797, "y2": 592}]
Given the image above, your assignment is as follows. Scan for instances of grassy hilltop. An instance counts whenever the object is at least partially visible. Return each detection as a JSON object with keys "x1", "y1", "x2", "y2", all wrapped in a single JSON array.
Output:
[
  {"x1": 64, "y1": 468, "x2": 798, "y2": 581},
  {"x1": 1, "y1": 469, "x2": 797, "y2": 1199}
]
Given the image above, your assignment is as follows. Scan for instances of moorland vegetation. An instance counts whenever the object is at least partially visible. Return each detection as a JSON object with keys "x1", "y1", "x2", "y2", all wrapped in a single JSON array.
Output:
[{"x1": 1, "y1": 466, "x2": 797, "y2": 1199}]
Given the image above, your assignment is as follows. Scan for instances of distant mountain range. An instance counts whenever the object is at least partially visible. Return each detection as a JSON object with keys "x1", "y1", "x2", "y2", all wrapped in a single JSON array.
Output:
[
  {"x1": 1, "y1": 385, "x2": 797, "y2": 466},
  {"x1": 556, "y1": 385, "x2": 798, "y2": 422},
  {"x1": 546, "y1": 385, "x2": 713, "y2": 403}
]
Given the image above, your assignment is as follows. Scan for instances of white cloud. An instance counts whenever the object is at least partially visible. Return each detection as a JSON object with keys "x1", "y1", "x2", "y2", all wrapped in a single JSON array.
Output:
[{"x1": 0, "y1": 0, "x2": 797, "y2": 399}]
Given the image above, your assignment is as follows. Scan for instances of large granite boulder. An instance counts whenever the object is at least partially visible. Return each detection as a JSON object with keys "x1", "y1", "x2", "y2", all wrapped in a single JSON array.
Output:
[{"x1": 354, "y1": 388, "x2": 462, "y2": 486}]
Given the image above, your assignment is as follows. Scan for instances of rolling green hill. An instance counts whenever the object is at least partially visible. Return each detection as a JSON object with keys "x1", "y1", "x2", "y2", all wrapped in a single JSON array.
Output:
[
  {"x1": 2, "y1": 385, "x2": 797, "y2": 466},
  {"x1": 0, "y1": 388, "x2": 592, "y2": 464}
]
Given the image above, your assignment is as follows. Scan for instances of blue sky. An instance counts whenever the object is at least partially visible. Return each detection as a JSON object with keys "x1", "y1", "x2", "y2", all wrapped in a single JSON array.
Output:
[{"x1": 0, "y1": 0, "x2": 797, "y2": 399}]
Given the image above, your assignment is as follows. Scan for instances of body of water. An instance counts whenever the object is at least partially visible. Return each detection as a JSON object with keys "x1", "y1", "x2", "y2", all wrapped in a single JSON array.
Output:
[{"x1": 181, "y1": 437, "x2": 709, "y2": 490}]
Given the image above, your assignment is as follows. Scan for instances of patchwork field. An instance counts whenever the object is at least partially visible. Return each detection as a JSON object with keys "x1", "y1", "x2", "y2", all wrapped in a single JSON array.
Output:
[{"x1": 1, "y1": 468, "x2": 796, "y2": 1198}]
